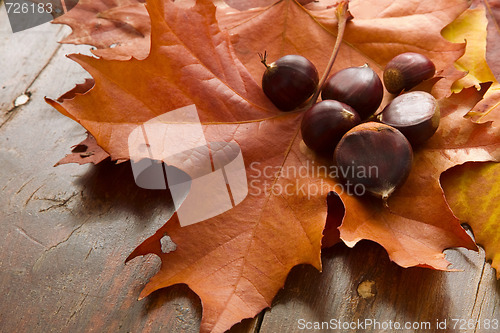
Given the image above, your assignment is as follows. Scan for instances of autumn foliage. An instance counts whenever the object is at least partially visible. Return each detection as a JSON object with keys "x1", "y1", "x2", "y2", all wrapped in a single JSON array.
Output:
[{"x1": 47, "y1": 0, "x2": 500, "y2": 332}]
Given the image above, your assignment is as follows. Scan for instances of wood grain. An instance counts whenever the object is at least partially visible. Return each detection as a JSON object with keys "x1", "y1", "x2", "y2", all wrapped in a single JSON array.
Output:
[
  {"x1": 0, "y1": 16, "x2": 498, "y2": 333},
  {"x1": 259, "y1": 240, "x2": 499, "y2": 333},
  {"x1": 0, "y1": 6, "x2": 68, "y2": 125}
]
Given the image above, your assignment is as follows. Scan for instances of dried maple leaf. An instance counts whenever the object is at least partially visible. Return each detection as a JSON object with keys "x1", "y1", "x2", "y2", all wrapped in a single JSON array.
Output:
[
  {"x1": 48, "y1": 0, "x2": 279, "y2": 161},
  {"x1": 441, "y1": 162, "x2": 500, "y2": 278},
  {"x1": 442, "y1": 4, "x2": 496, "y2": 91},
  {"x1": 218, "y1": 0, "x2": 468, "y2": 100},
  {"x1": 91, "y1": 2, "x2": 151, "y2": 60},
  {"x1": 483, "y1": 0, "x2": 500, "y2": 81},
  {"x1": 126, "y1": 115, "x2": 330, "y2": 333},
  {"x1": 123, "y1": 84, "x2": 499, "y2": 332},
  {"x1": 339, "y1": 84, "x2": 499, "y2": 269},
  {"x1": 54, "y1": 0, "x2": 468, "y2": 96},
  {"x1": 433, "y1": 0, "x2": 500, "y2": 279},
  {"x1": 468, "y1": 84, "x2": 500, "y2": 123},
  {"x1": 47, "y1": 0, "x2": 500, "y2": 331},
  {"x1": 48, "y1": 79, "x2": 111, "y2": 165},
  {"x1": 51, "y1": 0, "x2": 323, "y2": 60},
  {"x1": 222, "y1": 0, "x2": 316, "y2": 10},
  {"x1": 52, "y1": 0, "x2": 150, "y2": 60},
  {"x1": 54, "y1": 132, "x2": 110, "y2": 166},
  {"x1": 441, "y1": 2, "x2": 500, "y2": 124}
]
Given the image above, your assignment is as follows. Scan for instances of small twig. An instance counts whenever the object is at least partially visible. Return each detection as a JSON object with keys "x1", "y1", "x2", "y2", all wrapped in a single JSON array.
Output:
[{"x1": 310, "y1": 1, "x2": 353, "y2": 105}]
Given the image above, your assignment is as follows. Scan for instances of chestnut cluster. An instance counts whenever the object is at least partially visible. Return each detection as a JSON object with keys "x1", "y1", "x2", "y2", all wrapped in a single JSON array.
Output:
[{"x1": 261, "y1": 52, "x2": 439, "y2": 200}]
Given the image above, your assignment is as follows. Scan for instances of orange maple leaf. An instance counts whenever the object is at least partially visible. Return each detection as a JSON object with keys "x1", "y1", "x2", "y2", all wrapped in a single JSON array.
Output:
[
  {"x1": 46, "y1": 0, "x2": 500, "y2": 331},
  {"x1": 53, "y1": 0, "x2": 150, "y2": 60}
]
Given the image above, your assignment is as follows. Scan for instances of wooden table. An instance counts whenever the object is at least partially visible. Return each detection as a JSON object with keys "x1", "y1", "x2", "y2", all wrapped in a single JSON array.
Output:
[{"x1": 1, "y1": 8, "x2": 499, "y2": 333}]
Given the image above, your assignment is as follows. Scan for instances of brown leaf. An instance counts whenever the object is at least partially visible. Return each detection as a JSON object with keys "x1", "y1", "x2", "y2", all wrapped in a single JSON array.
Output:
[
  {"x1": 466, "y1": 83, "x2": 500, "y2": 123},
  {"x1": 441, "y1": 161, "x2": 500, "y2": 278},
  {"x1": 222, "y1": 0, "x2": 316, "y2": 11},
  {"x1": 53, "y1": 0, "x2": 467, "y2": 96},
  {"x1": 123, "y1": 85, "x2": 498, "y2": 332},
  {"x1": 126, "y1": 114, "x2": 332, "y2": 332},
  {"x1": 440, "y1": 1, "x2": 500, "y2": 124},
  {"x1": 47, "y1": 79, "x2": 111, "y2": 165},
  {"x1": 55, "y1": 133, "x2": 110, "y2": 166},
  {"x1": 48, "y1": 0, "x2": 279, "y2": 162},
  {"x1": 52, "y1": 0, "x2": 150, "y2": 60},
  {"x1": 484, "y1": 0, "x2": 500, "y2": 81},
  {"x1": 47, "y1": 0, "x2": 500, "y2": 331},
  {"x1": 338, "y1": 84, "x2": 499, "y2": 269},
  {"x1": 219, "y1": 0, "x2": 468, "y2": 101},
  {"x1": 91, "y1": 2, "x2": 151, "y2": 60}
]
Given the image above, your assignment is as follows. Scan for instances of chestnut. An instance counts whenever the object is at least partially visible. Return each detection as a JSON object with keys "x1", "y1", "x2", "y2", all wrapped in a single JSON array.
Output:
[
  {"x1": 321, "y1": 64, "x2": 383, "y2": 119},
  {"x1": 301, "y1": 100, "x2": 361, "y2": 154},
  {"x1": 379, "y1": 91, "x2": 440, "y2": 145},
  {"x1": 334, "y1": 122, "x2": 413, "y2": 200},
  {"x1": 261, "y1": 54, "x2": 319, "y2": 111},
  {"x1": 383, "y1": 52, "x2": 436, "y2": 94}
]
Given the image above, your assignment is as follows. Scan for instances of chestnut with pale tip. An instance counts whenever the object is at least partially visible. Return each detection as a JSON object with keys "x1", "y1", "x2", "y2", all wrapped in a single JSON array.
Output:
[
  {"x1": 334, "y1": 122, "x2": 413, "y2": 201},
  {"x1": 383, "y1": 52, "x2": 436, "y2": 94}
]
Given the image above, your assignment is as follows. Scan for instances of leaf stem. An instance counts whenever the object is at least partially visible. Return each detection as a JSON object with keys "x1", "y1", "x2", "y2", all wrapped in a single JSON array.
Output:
[
  {"x1": 310, "y1": 1, "x2": 353, "y2": 105},
  {"x1": 259, "y1": 51, "x2": 270, "y2": 69}
]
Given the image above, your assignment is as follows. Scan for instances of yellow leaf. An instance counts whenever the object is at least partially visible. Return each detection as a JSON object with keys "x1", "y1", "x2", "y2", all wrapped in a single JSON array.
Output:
[
  {"x1": 441, "y1": 162, "x2": 500, "y2": 279},
  {"x1": 466, "y1": 83, "x2": 500, "y2": 123},
  {"x1": 442, "y1": 4, "x2": 497, "y2": 92}
]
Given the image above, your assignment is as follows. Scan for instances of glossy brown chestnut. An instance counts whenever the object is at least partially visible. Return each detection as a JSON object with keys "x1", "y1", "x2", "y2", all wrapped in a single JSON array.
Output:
[
  {"x1": 321, "y1": 65, "x2": 383, "y2": 119},
  {"x1": 334, "y1": 122, "x2": 413, "y2": 200},
  {"x1": 301, "y1": 100, "x2": 361, "y2": 154},
  {"x1": 262, "y1": 54, "x2": 319, "y2": 111},
  {"x1": 383, "y1": 52, "x2": 436, "y2": 94},
  {"x1": 379, "y1": 91, "x2": 440, "y2": 145}
]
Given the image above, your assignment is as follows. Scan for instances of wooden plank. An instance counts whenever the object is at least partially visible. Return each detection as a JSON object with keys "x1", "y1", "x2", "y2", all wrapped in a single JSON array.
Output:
[
  {"x1": 0, "y1": 106, "x2": 204, "y2": 331},
  {"x1": 0, "y1": 22, "x2": 259, "y2": 333},
  {"x1": 0, "y1": 10, "x2": 498, "y2": 333},
  {"x1": 0, "y1": 5, "x2": 68, "y2": 124},
  {"x1": 258, "y1": 239, "x2": 499, "y2": 333}
]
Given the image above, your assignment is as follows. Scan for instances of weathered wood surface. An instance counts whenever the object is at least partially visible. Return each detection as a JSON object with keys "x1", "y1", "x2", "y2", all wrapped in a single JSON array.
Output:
[{"x1": 0, "y1": 13, "x2": 498, "y2": 333}]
